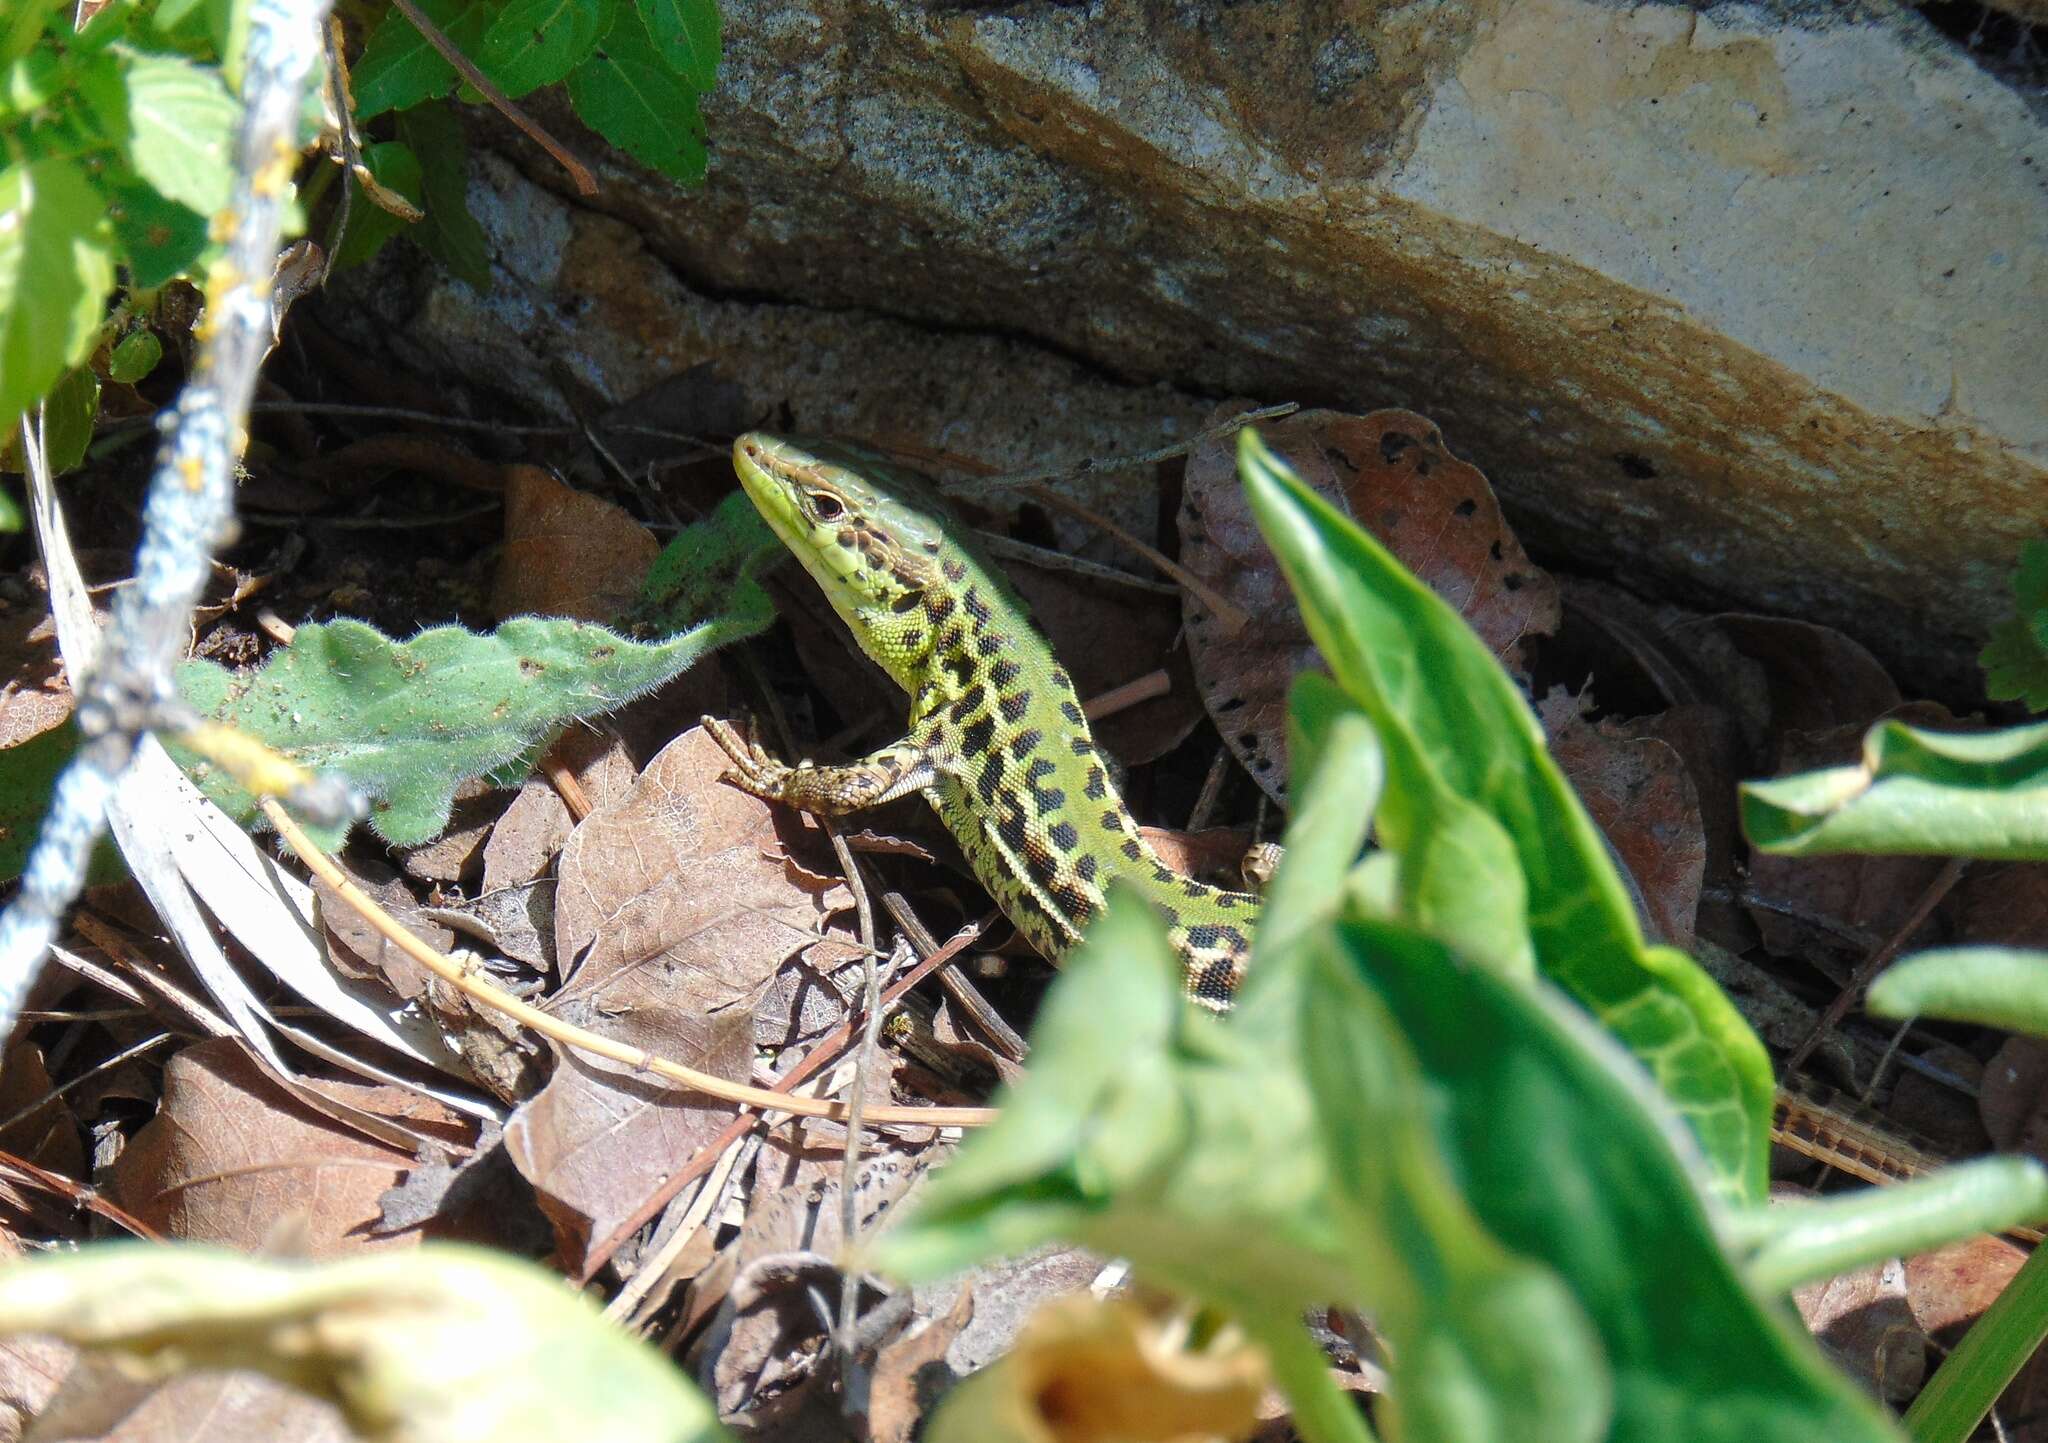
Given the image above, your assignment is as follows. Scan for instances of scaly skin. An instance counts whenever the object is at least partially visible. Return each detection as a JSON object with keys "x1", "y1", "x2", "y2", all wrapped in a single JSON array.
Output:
[{"x1": 706, "y1": 432, "x2": 1258, "y2": 1006}]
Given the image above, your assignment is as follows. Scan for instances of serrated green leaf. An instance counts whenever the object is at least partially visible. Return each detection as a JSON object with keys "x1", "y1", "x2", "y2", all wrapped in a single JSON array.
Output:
[
  {"x1": 633, "y1": 0, "x2": 717, "y2": 89},
  {"x1": 116, "y1": 47, "x2": 238, "y2": 214},
  {"x1": 1235, "y1": 430, "x2": 1774, "y2": 1204},
  {"x1": 395, "y1": 103, "x2": 490, "y2": 290},
  {"x1": 1982, "y1": 540, "x2": 2048, "y2": 714},
  {"x1": 1741, "y1": 717, "x2": 2048, "y2": 860},
  {"x1": 480, "y1": 0, "x2": 614, "y2": 99},
  {"x1": 331, "y1": 140, "x2": 422, "y2": 274},
  {"x1": 39, "y1": 363, "x2": 98, "y2": 473},
  {"x1": 0, "y1": 158, "x2": 115, "y2": 423},
  {"x1": 351, "y1": 0, "x2": 492, "y2": 119},
  {"x1": 102, "y1": 175, "x2": 210, "y2": 288},
  {"x1": 565, "y1": 2, "x2": 704, "y2": 184},
  {"x1": 107, "y1": 327, "x2": 163, "y2": 384}
]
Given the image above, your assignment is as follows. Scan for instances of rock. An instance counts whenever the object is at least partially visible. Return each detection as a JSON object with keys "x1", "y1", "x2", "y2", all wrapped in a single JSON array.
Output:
[{"x1": 347, "y1": 0, "x2": 2047, "y2": 696}]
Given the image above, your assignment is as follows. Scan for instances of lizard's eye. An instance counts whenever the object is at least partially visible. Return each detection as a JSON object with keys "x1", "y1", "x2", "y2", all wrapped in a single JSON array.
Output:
[{"x1": 809, "y1": 492, "x2": 845, "y2": 522}]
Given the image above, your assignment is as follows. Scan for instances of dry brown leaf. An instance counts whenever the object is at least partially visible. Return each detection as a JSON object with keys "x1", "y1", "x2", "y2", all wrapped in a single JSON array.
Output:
[
  {"x1": 1541, "y1": 691, "x2": 1706, "y2": 950},
  {"x1": 504, "y1": 726, "x2": 856, "y2": 1274},
  {"x1": 396, "y1": 782, "x2": 499, "y2": 885},
  {"x1": 1138, "y1": 826, "x2": 1258, "y2": 890},
  {"x1": 479, "y1": 729, "x2": 637, "y2": 892},
  {"x1": 1981, "y1": 1036, "x2": 2048, "y2": 1165},
  {"x1": 315, "y1": 857, "x2": 452, "y2": 1002},
  {"x1": 870, "y1": 1287, "x2": 977, "y2": 1443},
  {"x1": 1784, "y1": 1228, "x2": 1925, "y2": 1405},
  {"x1": 27, "y1": 1365, "x2": 349, "y2": 1443},
  {"x1": 0, "y1": 1042, "x2": 84, "y2": 1186},
  {"x1": 1182, "y1": 405, "x2": 1558, "y2": 800},
  {"x1": 490, "y1": 466, "x2": 659, "y2": 622},
  {"x1": 0, "y1": 1333, "x2": 71, "y2": 1440},
  {"x1": 109, "y1": 1039, "x2": 470, "y2": 1255},
  {"x1": 1905, "y1": 1233, "x2": 2048, "y2": 1428},
  {"x1": 1709, "y1": 615, "x2": 1903, "y2": 742},
  {"x1": 0, "y1": 607, "x2": 67, "y2": 749}
]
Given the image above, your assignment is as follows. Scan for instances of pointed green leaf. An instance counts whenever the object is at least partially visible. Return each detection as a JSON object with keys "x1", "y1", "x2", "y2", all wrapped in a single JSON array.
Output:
[
  {"x1": 396, "y1": 103, "x2": 491, "y2": 290},
  {"x1": 39, "y1": 363, "x2": 99, "y2": 473},
  {"x1": 1236, "y1": 430, "x2": 1773, "y2": 1202},
  {"x1": 633, "y1": 0, "x2": 717, "y2": 89},
  {"x1": 102, "y1": 175, "x2": 210, "y2": 289},
  {"x1": 116, "y1": 47, "x2": 238, "y2": 215},
  {"x1": 1742, "y1": 717, "x2": 2048, "y2": 860},
  {"x1": 565, "y1": 2, "x2": 705, "y2": 184},
  {"x1": 0, "y1": 158, "x2": 114, "y2": 422},
  {"x1": 330, "y1": 140, "x2": 422, "y2": 274},
  {"x1": 480, "y1": 0, "x2": 614, "y2": 99},
  {"x1": 1865, "y1": 946, "x2": 2048, "y2": 1037}
]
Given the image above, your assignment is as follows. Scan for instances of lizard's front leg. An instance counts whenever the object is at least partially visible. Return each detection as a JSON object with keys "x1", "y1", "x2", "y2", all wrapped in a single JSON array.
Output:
[{"x1": 702, "y1": 716, "x2": 940, "y2": 815}]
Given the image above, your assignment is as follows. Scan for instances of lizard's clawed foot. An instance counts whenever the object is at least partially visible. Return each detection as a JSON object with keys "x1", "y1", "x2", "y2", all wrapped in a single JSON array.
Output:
[{"x1": 701, "y1": 714, "x2": 804, "y2": 803}]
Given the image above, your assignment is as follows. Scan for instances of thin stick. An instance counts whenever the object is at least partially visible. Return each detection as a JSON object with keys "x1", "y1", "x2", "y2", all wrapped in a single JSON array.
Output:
[
  {"x1": 603, "y1": 1131, "x2": 756, "y2": 1323},
  {"x1": 382, "y1": 0, "x2": 597, "y2": 195},
  {"x1": 1018, "y1": 482, "x2": 1250, "y2": 634},
  {"x1": 1083, "y1": 668, "x2": 1171, "y2": 722},
  {"x1": 260, "y1": 798, "x2": 997, "y2": 1130}
]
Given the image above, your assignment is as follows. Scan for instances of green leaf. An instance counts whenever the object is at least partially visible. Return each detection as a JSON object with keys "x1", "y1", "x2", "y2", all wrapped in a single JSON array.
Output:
[
  {"x1": 0, "y1": 1243, "x2": 730, "y2": 1442},
  {"x1": 103, "y1": 175, "x2": 210, "y2": 288},
  {"x1": 565, "y1": 2, "x2": 705, "y2": 184},
  {"x1": 395, "y1": 103, "x2": 490, "y2": 290},
  {"x1": 172, "y1": 498, "x2": 776, "y2": 845},
  {"x1": 0, "y1": 480, "x2": 19, "y2": 530},
  {"x1": 0, "y1": 157, "x2": 115, "y2": 424},
  {"x1": 116, "y1": 47, "x2": 238, "y2": 215},
  {"x1": 1982, "y1": 540, "x2": 2048, "y2": 714},
  {"x1": 1236, "y1": 429, "x2": 1775, "y2": 1203},
  {"x1": 0, "y1": 0, "x2": 60, "y2": 65},
  {"x1": 331, "y1": 140, "x2": 423, "y2": 275},
  {"x1": 1741, "y1": 718, "x2": 2048, "y2": 860},
  {"x1": 1864, "y1": 946, "x2": 2048, "y2": 1037},
  {"x1": 633, "y1": 0, "x2": 717, "y2": 89},
  {"x1": 351, "y1": 0, "x2": 493, "y2": 119},
  {"x1": 39, "y1": 363, "x2": 99, "y2": 473},
  {"x1": 107, "y1": 326, "x2": 163, "y2": 384},
  {"x1": 1905, "y1": 1245, "x2": 2048, "y2": 1443},
  {"x1": 1332, "y1": 916, "x2": 1902, "y2": 1441},
  {"x1": 480, "y1": 0, "x2": 614, "y2": 99}
]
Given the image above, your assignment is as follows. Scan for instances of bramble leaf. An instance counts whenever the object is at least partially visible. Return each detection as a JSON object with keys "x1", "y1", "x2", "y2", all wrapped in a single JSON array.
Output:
[
  {"x1": 634, "y1": 0, "x2": 717, "y2": 90},
  {"x1": 480, "y1": 0, "x2": 615, "y2": 99},
  {"x1": 116, "y1": 46, "x2": 238, "y2": 215},
  {"x1": 566, "y1": 2, "x2": 705, "y2": 184},
  {"x1": 0, "y1": 157, "x2": 115, "y2": 422},
  {"x1": 351, "y1": 0, "x2": 493, "y2": 118}
]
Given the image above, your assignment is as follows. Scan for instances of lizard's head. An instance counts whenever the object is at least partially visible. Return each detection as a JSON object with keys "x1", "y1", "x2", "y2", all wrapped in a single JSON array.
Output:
[{"x1": 733, "y1": 432, "x2": 952, "y2": 677}]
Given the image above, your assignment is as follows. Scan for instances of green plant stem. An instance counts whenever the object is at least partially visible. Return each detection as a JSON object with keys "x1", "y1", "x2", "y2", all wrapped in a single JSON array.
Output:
[
  {"x1": 1904, "y1": 1241, "x2": 2048, "y2": 1442},
  {"x1": 1254, "y1": 1317, "x2": 1380, "y2": 1443}
]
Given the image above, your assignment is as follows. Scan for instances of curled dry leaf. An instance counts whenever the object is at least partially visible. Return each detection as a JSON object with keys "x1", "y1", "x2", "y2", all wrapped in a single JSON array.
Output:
[
  {"x1": 1781, "y1": 1217, "x2": 1925, "y2": 1406},
  {"x1": 1708, "y1": 615, "x2": 1903, "y2": 746},
  {"x1": 505, "y1": 726, "x2": 858, "y2": 1275},
  {"x1": 109, "y1": 1038, "x2": 472, "y2": 1256},
  {"x1": 1181, "y1": 406, "x2": 1559, "y2": 799},
  {"x1": 491, "y1": 466, "x2": 661, "y2": 623},
  {"x1": 1539, "y1": 690, "x2": 1707, "y2": 950},
  {"x1": 923, "y1": 1295, "x2": 1266, "y2": 1443}
]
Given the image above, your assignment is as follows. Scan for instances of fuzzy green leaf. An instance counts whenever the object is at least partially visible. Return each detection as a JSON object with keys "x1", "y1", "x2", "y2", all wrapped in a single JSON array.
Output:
[
  {"x1": 480, "y1": 0, "x2": 615, "y2": 99},
  {"x1": 565, "y1": 3, "x2": 705, "y2": 184},
  {"x1": 1236, "y1": 430, "x2": 1774, "y2": 1203},
  {"x1": 173, "y1": 496, "x2": 776, "y2": 844},
  {"x1": 351, "y1": 0, "x2": 493, "y2": 118},
  {"x1": 633, "y1": 0, "x2": 717, "y2": 89},
  {"x1": 395, "y1": 103, "x2": 490, "y2": 290},
  {"x1": 115, "y1": 47, "x2": 238, "y2": 215},
  {"x1": 1865, "y1": 946, "x2": 2048, "y2": 1037},
  {"x1": 1741, "y1": 718, "x2": 2048, "y2": 860},
  {"x1": 0, "y1": 158, "x2": 115, "y2": 423},
  {"x1": 1982, "y1": 540, "x2": 2048, "y2": 714},
  {"x1": 106, "y1": 327, "x2": 163, "y2": 384}
]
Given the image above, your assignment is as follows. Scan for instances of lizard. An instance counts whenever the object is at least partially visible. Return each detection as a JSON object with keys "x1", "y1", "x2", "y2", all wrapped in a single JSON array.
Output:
[
  {"x1": 704, "y1": 431, "x2": 1260, "y2": 1010},
  {"x1": 705, "y1": 431, "x2": 2005, "y2": 1207}
]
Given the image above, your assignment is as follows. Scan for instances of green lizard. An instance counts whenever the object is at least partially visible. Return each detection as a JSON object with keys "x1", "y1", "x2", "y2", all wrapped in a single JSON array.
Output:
[{"x1": 705, "y1": 432, "x2": 1259, "y2": 1006}]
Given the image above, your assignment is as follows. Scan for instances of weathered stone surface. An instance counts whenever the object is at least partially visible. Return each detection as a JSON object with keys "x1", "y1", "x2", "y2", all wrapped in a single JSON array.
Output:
[{"x1": 356, "y1": 0, "x2": 2047, "y2": 695}]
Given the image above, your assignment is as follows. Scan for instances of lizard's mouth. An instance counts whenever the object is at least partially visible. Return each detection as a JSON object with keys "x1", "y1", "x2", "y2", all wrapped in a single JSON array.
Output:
[{"x1": 732, "y1": 432, "x2": 872, "y2": 602}]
